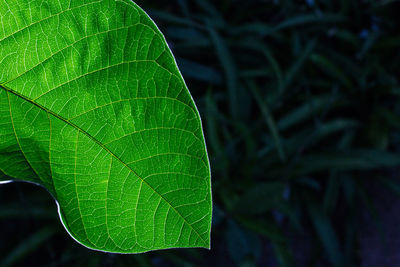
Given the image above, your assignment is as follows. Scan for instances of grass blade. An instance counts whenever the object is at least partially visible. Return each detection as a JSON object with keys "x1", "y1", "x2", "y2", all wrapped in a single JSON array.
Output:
[{"x1": 248, "y1": 80, "x2": 286, "y2": 161}]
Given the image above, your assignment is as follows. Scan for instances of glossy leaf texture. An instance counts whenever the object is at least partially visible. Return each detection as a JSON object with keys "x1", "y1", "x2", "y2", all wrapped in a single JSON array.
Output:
[{"x1": 0, "y1": 0, "x2": 212, "y2": 253}]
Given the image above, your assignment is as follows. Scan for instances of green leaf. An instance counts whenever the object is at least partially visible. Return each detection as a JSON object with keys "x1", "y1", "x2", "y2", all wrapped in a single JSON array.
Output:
[{"x1": 0, "y1": 0, "x2": 212, "y2": 254}]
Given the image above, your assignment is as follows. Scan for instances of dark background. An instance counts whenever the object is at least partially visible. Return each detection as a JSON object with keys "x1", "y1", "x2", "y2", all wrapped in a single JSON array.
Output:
[{"x1": 1, "y1": 0, "x2": 400, "y2": 266}]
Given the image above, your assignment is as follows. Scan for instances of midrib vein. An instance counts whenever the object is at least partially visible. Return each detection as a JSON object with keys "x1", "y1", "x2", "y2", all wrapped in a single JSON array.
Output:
[{"x1": 0, "y1": 84, "x2": 207, "y2": 246}]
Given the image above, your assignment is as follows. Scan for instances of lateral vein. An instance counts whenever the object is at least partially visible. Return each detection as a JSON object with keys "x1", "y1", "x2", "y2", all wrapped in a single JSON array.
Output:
[{"x1": 0, "y1": 84, "x2": 207, "y2": 246}]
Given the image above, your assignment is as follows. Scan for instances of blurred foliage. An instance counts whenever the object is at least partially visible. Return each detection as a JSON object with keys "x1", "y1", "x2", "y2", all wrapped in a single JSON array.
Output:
[{"x1": 1, "y1": 0, "x2": 400, "y2": 266}]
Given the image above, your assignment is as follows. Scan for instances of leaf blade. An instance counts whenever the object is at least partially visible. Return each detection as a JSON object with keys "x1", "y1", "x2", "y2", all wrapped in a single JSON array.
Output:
[{"x1": 0, "y1": 0, "x2": 212, "y2": 253}]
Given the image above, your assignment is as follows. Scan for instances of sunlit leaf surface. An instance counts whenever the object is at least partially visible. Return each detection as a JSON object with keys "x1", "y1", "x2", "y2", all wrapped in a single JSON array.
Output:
[{"x1": 0, "y1": 0, "x2": 211, "y2": 253}]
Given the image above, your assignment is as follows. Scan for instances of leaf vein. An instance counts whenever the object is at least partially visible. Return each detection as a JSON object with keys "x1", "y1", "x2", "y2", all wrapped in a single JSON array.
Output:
[{"x1": 0, "y1": 84, "x2": 208, "y2": 246}]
